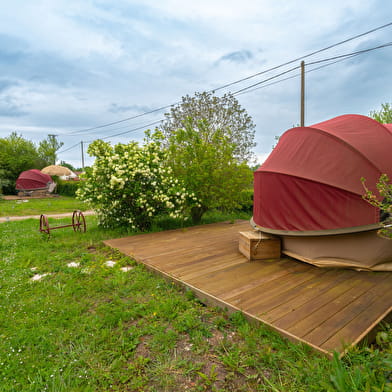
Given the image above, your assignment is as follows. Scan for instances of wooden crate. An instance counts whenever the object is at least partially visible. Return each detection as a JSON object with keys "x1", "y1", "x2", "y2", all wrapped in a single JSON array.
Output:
[{"x1": 239, "y1": 231, "x2": 281, "y2": 261}]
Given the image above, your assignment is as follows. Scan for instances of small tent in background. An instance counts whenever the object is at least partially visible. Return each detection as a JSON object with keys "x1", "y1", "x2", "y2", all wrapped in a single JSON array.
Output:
[
  {"x1": 41, "y1": 165, "x2": 77, "y2": 180},
  {"x1": 16, "y1": 169, "x2": 54, "y2": 195},
  {"x1": 251, "y1": 114, "x2": 392, "y2": 271}
]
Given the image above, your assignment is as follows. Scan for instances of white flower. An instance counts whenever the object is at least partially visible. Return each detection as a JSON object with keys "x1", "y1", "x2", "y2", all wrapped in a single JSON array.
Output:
[{"x1": 31, "y1": 273, "x2": 50, "y2": 281}]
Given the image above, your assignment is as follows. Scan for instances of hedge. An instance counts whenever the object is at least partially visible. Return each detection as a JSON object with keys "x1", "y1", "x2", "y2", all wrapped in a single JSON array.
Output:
[{"x1": 56, "y1": 180, "x2": 80, "y2": 196}]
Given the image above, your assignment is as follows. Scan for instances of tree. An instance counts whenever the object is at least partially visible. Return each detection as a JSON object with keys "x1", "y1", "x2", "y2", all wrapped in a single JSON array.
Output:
[
  {"x1": 59, "y1": 160, "x2": 76, "y2": 171},
  {"x1": 0, "y1": 169, "x2": 10, "y2": 196},
  {"x1": 160, "y1": 91, "x2": 256, "y2": 163},
  {"x1": 76, "y1": 131, "x2": 197, "y2": 230},
  {"x1": 166, "y1": 119, "x2": 253, "y2": 223},
  {"x1": 0, "y1": 132, "x2": 41, "y2": 194},
  {"x1": 369, "y1": 102, "x2": 392, "y2": 124},
  {"x1": 38, "y1": 135, "x2": 64, "y2": 166},
  {"x1": 364, "y1": 103, "x2": 392, "y2": 238}
]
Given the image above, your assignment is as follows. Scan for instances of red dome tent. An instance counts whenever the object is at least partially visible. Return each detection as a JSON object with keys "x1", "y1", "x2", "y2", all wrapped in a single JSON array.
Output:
[
  {"x1": 384, "y1": 123, "x2": 392, "y2": 134},
  {"x1": 16, "y1": 169, "x2": 53, "y2": 191},
  {"x1": 252, "y1": 114, "x2": 392, "y2": 271}
]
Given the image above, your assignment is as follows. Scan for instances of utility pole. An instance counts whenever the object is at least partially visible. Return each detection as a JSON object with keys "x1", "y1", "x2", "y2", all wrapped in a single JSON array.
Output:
[
  {"x1": 300, "y1": 61, "x2": 305, "y2": 127},
  {"x1": 48, "y1": 133, "x2": 58, "y2": 164},
  {"x1": 81, "y1": 141, "x2": 85, "y2": 170}
]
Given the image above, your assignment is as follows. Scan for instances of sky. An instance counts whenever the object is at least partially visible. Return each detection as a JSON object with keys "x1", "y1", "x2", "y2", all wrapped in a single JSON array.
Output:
[{"x1": 0, "y1": 0, "x2": 391, "y2": 168}]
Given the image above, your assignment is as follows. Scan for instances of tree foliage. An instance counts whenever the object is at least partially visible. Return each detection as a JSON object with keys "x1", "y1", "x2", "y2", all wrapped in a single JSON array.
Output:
[
  {"x1": 362, "y1": 174, "x2": 392, "y2": 239},
  {"x1": 160, "y1": 91, "x2": 256, "y2": 163},
  {"x1": 166, "y1": 119, "x2": 253, "y2": 223},
  {"x1": 369, "y1": 102, "x2": 392, "y2": 124},
  {"x1": 0, "y1": 169, "x2": 10, "y2": 196},
  {"x1": 76, "y1": 132, "x2": 197, "y2": 230},
  {"x1": 0, "y1": 132, "x2": 42, "y2": 194},
  {"x1": 363, "y1": 103, "x2": 392, "y2": 239},
  {"x1": 0, "y1": 133, "x2": 65, "y2": 194},
  {"x1": 38, "y1": 135, "x2": 64, "y2": 167},
  {"x1": 59, "y1": 160, "x2": 76, "y2": 171}
]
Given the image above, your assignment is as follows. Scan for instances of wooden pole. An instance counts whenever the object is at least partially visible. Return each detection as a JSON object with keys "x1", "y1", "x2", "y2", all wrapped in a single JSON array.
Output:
[
  {"x1": 301, "y1": 61, "x2": 305, "y2": 127},
  {"x1": 81, "y1": 141, "x2": 85, "y2": 169}
]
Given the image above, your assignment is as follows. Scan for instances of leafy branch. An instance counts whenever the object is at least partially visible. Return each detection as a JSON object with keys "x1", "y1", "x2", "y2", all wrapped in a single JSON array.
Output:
[{"x1": 361, "y1": 174, "x2": 392, "y2": 239}]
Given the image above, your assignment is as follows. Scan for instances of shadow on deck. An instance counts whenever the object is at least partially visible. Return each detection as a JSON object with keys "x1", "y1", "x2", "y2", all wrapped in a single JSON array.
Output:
[{"x1": 104, "y1": 220, "x2": 392, "y2": 357}]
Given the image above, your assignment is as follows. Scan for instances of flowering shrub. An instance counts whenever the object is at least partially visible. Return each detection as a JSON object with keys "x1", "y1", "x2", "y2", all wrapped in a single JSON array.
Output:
[{"x1": 77, "y1": 131, "x2": 197, "y2": 230}]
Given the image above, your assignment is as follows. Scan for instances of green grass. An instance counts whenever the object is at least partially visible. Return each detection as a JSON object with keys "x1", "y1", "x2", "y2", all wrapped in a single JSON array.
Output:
[
  {"x1": 0, "y1": 202, "x2": 391, "y2": 391},
  {"x1": 0, "y1": 196, "x2": 88, "y2": 217}
]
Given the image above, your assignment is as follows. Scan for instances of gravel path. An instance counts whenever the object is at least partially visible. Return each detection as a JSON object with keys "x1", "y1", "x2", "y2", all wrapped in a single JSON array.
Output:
[{"x1": 0, "y1": 210, "x2": 95, "y2": 223}]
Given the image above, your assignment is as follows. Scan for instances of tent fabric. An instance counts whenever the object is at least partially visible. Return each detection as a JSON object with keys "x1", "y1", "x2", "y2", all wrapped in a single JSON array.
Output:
[
  {"x1": 281, "y1": 230, "x2": 392, "y2": 271},
  {"x1": 41, "y1": 165, "x2": 72, "y2": 176},
  {"x1": 384, "y1": 123, "x2": 392, "y2": 133},
  {"x1": 253, "y1": 114, "x2": 392, "y2": 233},
  {"x1": 16, "y1": 169, "x2": 53, "y2": 191},
  {"x1": 253, "y1": 172, "x2": 379, "y2": 233}
]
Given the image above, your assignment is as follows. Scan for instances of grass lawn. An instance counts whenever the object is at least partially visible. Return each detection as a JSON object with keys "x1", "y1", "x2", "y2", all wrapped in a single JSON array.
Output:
[
  {"x1": 0, "y1": 196, "x2": 88, "y2": 217},
  {"x1": 0, "y1": 203, "x2": 391, "y2": 391}
]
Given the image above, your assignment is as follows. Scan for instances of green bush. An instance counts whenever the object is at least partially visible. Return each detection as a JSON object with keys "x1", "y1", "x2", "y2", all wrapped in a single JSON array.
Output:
[
  {"x1": 238, "y1": 188, "x2": 253, "y2": 212},
  {"x1": 76, "y1": 133, "x2": 197, "y2": 230},
  {"x1": 0, "y1": 169, "x2": 10, "y2": 197},
  {"x1": 56, "y1": 180, "x2": 80, "y2": 196}
]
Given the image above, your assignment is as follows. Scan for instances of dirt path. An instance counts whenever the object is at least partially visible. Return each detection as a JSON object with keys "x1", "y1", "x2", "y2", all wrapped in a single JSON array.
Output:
[{"x1": 0, "y1": 210, "x2": 95, "y2": 223}]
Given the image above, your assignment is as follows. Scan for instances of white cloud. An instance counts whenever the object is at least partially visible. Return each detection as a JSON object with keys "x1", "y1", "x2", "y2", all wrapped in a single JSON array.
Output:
[
  {"x1": 0, "y1": 0, "x2": 124, "y2": 60},
  {"x1": 0, "y1": 0, "x2": 391, "y2": 169}
]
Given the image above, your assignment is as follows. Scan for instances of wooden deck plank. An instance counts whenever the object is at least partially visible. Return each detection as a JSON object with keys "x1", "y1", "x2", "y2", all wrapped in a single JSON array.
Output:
[
  {"x1": 321, "y1": 296, "x2": 392, "y2": 353},
  {"x1": 103, "y1": 220, "x2": 392, "y2": 357},
  {"x1": 228, "y1": 264, "x2": 322, "y2": 312},
  {"x1": 262, "y1": 269, "x2": 351, "y2": 323},
  {"x1": 223, "y1": 259, "x2": 309, "y2": 303},
  {"x1": 176, "y1": 255, "x2": 245, "y2": 281},
  {"x1": 107, "y1": 221, "x2": 248, "y2": 259},
  {"x1": 243, "y1": 269, "x2": 331, "y2": 316},
  {"x1": 309, "y1": 275, "x2": 392, "y2": 350},
  {"x1": 187, "y1": 258, "x2": 288, "y2": 290},
  {"x1": 144, "y1": 245, "x2": 237, "y2": 271},
  {"x1": 220, "y1": 260, "x2": 300, "y2": 301},
  {"x1": 272, "y1": 274, "x2": 372, "y2": 331},
  {"x1": 287, "y1": 279, "x2": 381, "y2": 339}
]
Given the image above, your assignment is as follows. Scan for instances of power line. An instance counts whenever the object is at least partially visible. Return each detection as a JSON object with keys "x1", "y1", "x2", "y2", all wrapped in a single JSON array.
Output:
[
  {"x1": 233, "y1": 53, "x2": 362, "y2": 97},
  {"x1": 66, "y1": 105, "x2": 175, "y2": 135},
  {"x1": 58, "y1": 120, "x2": 163, "y2": 155},
  {"x1": 232, "y1": 41, "x2": 392, "y2": 96},
  {"x1": 231, "y1": 65, "x2": 301, "y2": 95},
  {"x1": 90, "y1": 40, "x2": 390, "y2": 140},
  {"x1": 60, "y1": 118, "x2": 158, "y2": 138},
  {"x1": 58, "y1": 40, "x2": 391, "y2": 151},
  {"x1": 60, "y1": 21, "x2": 392, "y2": 136},
  {"x1": 57, "y1": 141, "x2": 81, "y2": 154},
  {"x1": 212, "y1": 21, "x2": 392, "y2": 93},
  {"x1": 85, "y1": 119, "x2": 163, "y2": 142},
  {"x1": 307, "y1": 41, "x2": 392, "y2": 65}
]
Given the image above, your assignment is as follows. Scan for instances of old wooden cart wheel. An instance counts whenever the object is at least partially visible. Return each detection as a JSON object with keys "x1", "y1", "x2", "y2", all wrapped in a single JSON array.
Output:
[
  {"x1": 72, "y1": 210, "x2": 86, "y2": 232},
  {"x1": 39, "y1": 214, "x2": 50, "y2": 237}
]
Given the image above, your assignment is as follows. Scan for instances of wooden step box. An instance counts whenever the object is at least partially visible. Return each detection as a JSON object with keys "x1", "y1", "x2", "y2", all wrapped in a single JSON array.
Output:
[{"x1": 239, "y1": 231, "x2": 281, "y2": 261}]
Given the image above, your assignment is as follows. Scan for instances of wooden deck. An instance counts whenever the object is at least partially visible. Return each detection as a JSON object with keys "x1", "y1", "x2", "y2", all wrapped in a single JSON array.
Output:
[{"x1": 104, "y1": 220, "x2": 392, "y2": 357}]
